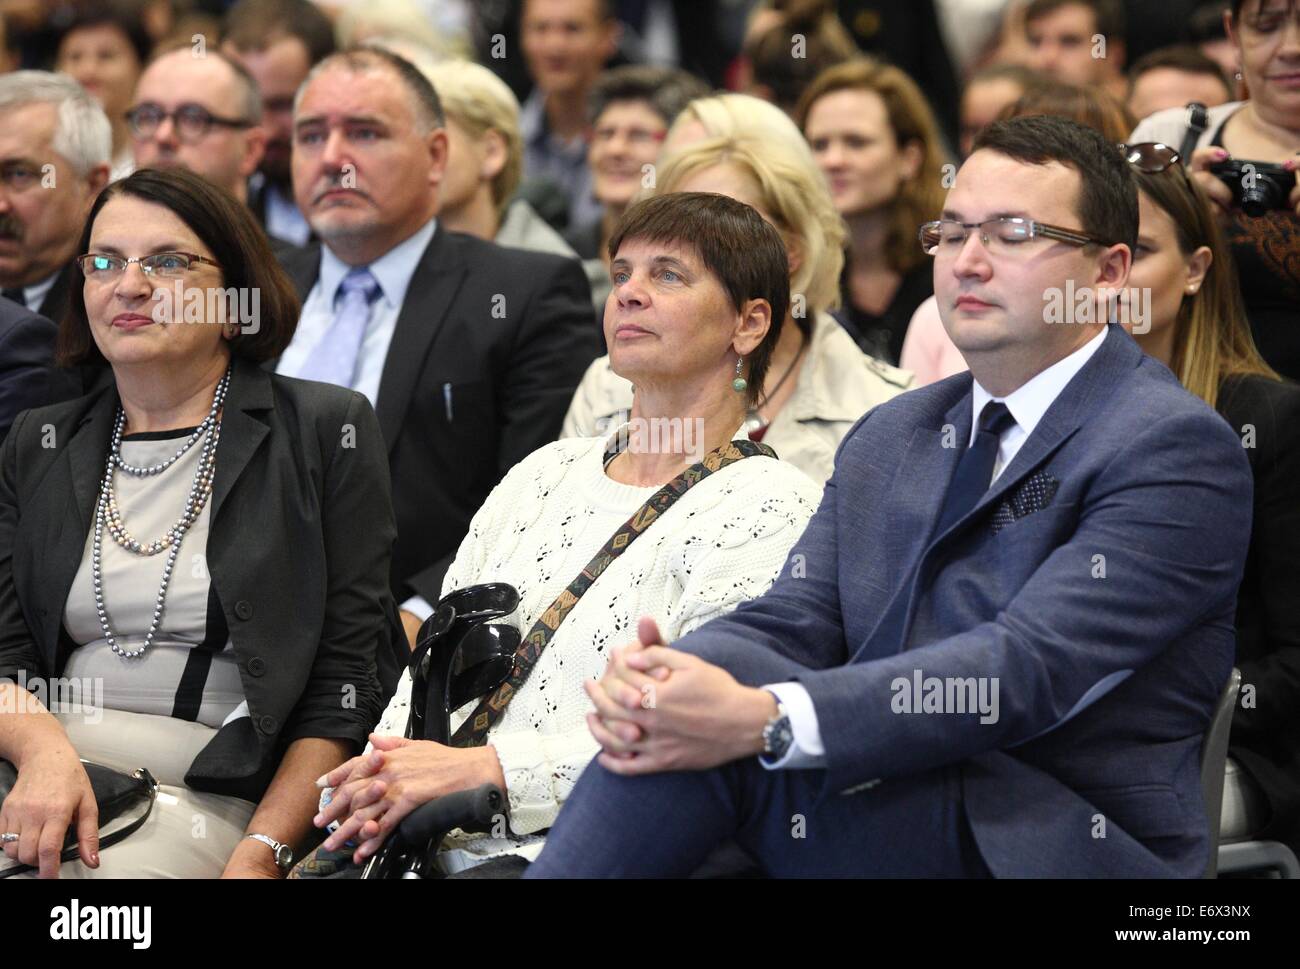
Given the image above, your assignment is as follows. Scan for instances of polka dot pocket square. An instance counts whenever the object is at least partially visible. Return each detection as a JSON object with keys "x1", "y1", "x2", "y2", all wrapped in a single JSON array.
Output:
[{"x1": 990, "y1": 471, "x2": 1060, "y2": 534}]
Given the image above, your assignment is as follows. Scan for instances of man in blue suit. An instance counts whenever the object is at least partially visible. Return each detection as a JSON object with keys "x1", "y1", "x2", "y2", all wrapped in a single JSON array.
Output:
[{"x1": 524, "y1": 115, "x2": 1255, "y2": 878}]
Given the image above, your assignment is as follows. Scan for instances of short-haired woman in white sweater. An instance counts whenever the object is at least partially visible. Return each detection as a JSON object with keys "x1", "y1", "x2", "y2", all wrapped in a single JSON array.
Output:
[{"x1": 300, "y1": 192, "x2": 822, "y2": 876}]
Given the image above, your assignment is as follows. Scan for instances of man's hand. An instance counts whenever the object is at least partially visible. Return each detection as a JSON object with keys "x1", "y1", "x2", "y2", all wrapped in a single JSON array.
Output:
[
  {"x1": 584, "y1": 616, "x2": 778, "y2": 775},
  {"x1": 314, "y1": 735, "x2": 505, "y2": 863}
]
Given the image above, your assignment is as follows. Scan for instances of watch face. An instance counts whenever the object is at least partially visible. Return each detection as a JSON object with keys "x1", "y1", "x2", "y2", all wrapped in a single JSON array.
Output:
[{"x1": 275, "y1": 844, "x2": 293, "y2": 869}]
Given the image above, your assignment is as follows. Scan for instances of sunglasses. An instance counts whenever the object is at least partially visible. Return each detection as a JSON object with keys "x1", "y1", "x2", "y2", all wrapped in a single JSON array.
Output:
[
  {"x1": 1119, "y1": 142, "x2": 1183, "y2": 173},
  {"x1": 1119, "y1": 142, "x2": 1202, "y2": 203}
]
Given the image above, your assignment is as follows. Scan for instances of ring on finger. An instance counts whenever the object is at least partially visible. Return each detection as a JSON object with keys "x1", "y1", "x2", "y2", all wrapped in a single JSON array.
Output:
[{"x1": 0, "y1": 832, "x2": 18, "y2": 844}]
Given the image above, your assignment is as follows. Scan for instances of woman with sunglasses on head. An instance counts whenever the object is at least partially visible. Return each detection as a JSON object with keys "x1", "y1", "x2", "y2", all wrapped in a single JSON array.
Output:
[
  {"x1": 0, "y1": 168, "x2": 401, "y2": 878},
  {"x1": 1121, "y1": 141, "x2": 1300, "y2": 856},
  {"x1": 1130, "y1": 0, "x2": 1300, "y2": 380}
]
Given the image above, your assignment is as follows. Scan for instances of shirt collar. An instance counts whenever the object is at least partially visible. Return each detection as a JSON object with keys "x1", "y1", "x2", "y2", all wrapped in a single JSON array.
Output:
[
  {"x1": 970, "y1": 326, "x2": 1109, "y2": 442},
  {"x1": 319, "y1": 217, "x2": 437, "y2": 310},
  {"x1": 25, "y1": 271, "x2": 59, "y2": 313},
  {"x1": 519, "y1": 88, "x2": 586, "y2": 159},
  {"x1": 519, "y1": 88, "x2": 548, "y2": 148}
]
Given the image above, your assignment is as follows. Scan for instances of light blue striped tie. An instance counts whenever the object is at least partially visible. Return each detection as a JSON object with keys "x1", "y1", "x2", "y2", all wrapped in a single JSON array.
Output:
[{"x1": 298, "y1": 267, "x2": 382, "y2": 388}]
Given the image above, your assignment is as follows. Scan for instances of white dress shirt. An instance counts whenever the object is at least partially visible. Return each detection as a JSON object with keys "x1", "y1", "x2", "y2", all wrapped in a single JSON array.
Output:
[
  {"x1": 6, "y1": 271, "x2": 59, "y2": 315},
  {"x1": 262, "y1": 181, "x2": 312, "y2": 247},
  {"x1": 765, "y1": 326, "x2": 1110, "y2": 769},
  {"x1": 275, "y1": 218, "x2": 436, "y2": 408}
]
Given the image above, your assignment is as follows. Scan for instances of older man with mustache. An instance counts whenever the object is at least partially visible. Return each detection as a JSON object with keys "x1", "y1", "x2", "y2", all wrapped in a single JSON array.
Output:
[
  {"x1": 0, "y1": 72, "x2": 110, "y2": 324},
  {"x1": 275, "y1": 48, "x2": 600, "y2": 689}
]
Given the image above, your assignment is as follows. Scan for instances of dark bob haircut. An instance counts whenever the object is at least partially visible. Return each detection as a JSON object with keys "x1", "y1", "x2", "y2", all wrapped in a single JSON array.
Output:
[
  {"x1": 608, "y1": 192, "x2": 789, "y2": 405},
  {"x1": 57, "y1": 167, "x2": 300, "y2": 366}
]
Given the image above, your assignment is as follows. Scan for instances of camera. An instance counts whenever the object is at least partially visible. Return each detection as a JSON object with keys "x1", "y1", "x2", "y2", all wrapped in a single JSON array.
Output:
[{"x1": 1209, "y1": 159, "x2": 1297, "y2": 217}]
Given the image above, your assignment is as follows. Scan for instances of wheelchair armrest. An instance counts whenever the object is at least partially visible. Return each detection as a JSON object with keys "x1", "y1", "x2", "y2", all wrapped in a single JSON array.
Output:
[{"x1": 391, "y1": 783, "x2": 506, "y2": 850}]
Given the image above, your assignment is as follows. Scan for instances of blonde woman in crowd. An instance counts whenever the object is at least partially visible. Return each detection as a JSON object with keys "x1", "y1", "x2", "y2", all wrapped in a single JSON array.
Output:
[{"x1": 421, "y1": 60, "x2": 584, "y2": 264}]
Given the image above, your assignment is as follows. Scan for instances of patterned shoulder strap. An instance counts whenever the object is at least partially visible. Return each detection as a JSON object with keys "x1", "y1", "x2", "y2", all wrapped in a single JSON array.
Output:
[{"x1": 451, "y1": 439, "x2": 776, "y2": 747}]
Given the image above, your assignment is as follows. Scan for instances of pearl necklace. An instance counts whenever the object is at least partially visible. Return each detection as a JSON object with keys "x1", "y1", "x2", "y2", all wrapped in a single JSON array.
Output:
[{"x1": 92, "y1": 369, "x2": 230, "y2": 659}]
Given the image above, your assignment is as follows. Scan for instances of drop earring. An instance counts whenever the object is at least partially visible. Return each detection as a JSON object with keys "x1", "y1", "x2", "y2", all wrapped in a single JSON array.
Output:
[{"x1": 732, "y1": 357, "x2": 747, "y2": 393}]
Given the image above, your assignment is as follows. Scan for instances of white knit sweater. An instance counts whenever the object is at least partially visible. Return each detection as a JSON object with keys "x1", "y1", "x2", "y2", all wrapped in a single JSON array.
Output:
[{"x1": 356, "y1": 430, "x2": 820, "y2": 871}]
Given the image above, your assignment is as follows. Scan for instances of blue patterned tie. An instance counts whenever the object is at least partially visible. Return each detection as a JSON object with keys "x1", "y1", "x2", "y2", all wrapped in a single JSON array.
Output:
[{"x1": 298, "y1": 267, "x2": 382, "y2": 388}]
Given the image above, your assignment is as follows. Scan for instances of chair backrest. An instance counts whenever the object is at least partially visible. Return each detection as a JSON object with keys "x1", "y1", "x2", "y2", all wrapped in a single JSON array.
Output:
[{"x1": 1199, "y1": 667, "x2": 1241, "y2": 878}]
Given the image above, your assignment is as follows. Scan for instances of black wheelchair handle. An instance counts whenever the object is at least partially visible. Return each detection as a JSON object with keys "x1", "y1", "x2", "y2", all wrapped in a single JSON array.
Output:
[{"x1": 392, "y1": 783, "x2": 506, "y2": 849}]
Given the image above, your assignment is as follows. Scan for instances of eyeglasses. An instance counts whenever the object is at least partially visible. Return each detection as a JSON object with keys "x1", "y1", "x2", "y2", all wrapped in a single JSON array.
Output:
[
  {"x1": 126, "y1": 102, "x2": 254, "y2": 143},
  {"x1": 918, "y1": 217, "x2": 1113, "y2": 256},
  {"x1": 77, "y1": 251, "x2": 221, "y2": 280}
]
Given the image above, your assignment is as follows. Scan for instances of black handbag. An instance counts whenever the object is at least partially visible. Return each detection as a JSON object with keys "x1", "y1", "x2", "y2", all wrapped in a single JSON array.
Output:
[{"x1": 0, "y1": 759, "x2": 158, "y2": 877}]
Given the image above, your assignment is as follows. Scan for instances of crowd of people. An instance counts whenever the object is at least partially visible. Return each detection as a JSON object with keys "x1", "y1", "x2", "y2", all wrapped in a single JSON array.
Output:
[{"x1": 0, "y1": 0, "x2": 1296, "y2": 880}]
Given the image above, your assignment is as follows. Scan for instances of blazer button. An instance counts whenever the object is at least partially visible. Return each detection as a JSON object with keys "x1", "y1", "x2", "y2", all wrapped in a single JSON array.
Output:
[
  {"x1": 234, "y1": 600, "x2": 254, "y2": 621},
  {"x1": 248, "y1": 657, "x2": 266, "y2": 676},
  {"x1": 258, "y1": 714, "x2": 278, "y2": 735}
]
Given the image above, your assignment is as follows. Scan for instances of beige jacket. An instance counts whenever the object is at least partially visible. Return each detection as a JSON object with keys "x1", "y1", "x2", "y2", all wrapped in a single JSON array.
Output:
[{"x1": 560, "y1": 311, "x2": 914, "y2": 483}]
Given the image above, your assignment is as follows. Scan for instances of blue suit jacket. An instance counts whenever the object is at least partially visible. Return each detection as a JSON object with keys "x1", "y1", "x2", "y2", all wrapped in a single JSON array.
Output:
[{"x1": 675, "y1": 325, "x2": 1254, "y2": 877}]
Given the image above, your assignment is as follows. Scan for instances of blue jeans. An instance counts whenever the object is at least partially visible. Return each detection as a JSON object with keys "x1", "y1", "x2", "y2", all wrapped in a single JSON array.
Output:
[{"x1": 525, "y1": 756, "x2": 989, "y2": 878}]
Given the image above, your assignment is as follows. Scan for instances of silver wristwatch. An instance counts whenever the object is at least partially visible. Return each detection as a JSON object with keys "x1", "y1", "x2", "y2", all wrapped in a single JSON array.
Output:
[
  {"x1": 245, "y1": 833, "x2": 293, "y2": 871},
  {"x1": 760, "y1": 695, "x2": 793, "y2": 764}
]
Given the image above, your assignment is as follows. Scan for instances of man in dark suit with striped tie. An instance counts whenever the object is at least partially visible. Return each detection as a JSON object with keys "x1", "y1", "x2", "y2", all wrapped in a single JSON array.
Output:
[{"x1": 526, "y1": 116, "x2": 1254, "y2": 878}]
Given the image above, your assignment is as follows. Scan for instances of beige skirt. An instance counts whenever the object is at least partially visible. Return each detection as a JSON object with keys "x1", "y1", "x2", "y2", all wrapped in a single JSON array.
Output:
[{"x1": 7, "y1": 708, "x2": 255, "y2": 879}]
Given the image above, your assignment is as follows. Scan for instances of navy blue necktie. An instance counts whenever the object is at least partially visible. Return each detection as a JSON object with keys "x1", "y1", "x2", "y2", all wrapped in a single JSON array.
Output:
[
  {"x1": 935, "y1": 401, "x2": 1017, "y2": 536},
  {"x1": 863, "y1": 401, "x2": 1017, "y2": 657}
]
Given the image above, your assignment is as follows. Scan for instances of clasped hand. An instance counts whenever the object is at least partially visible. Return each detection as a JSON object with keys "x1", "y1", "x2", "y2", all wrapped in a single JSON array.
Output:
[
  {"x1": 584, "y1": 616, "x2": 776, "y2": 775},
  {"x1": 313, "y1": 735, "x2": 505, "y2": 864}
]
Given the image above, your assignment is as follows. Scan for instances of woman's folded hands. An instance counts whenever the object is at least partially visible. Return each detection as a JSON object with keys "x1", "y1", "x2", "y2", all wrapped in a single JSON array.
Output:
[{"x1": 313, "y1": 735, "x2": 507, "y2": 864}]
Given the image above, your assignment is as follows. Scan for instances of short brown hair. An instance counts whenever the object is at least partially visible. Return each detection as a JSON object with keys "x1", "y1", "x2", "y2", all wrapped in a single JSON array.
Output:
[
  {"x1": 1128, "y1": 44, "x2": 1232, "y2": 98},
  {"x1": 972, "y1": 114, "x2": 1138, "y2": 251},
  {"x1": 222, "y1": 0, "x2": 336, "y2": 64},
  {"x1": 746, "y1": 0, "x2": 858, "y2": 113},
  {"x1": 608, "y1": 192, "x2": 789, "y2": 406},
  {"x1": 57, "y1": 167, "x2": 300, "y2": 366},
  {"x1": 999, "y1": 79, "x2": 1135, "y2": 143},
  {"x1": 1024, "y1": 0, "x2": 1125, "y2": 39}
]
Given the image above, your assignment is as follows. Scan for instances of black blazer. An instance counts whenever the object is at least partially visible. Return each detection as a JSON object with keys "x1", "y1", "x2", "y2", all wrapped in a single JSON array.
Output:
[
  {"x1": 1217, "y1": 373, "x2": 1300, "y2": 849},
  {"x1": 277, "y1": 225, "x2": 601, "y2": 617},
  {"x1": 0, "y1": 357, "x2": 398, "y2": 802},
  {"x1": 0, "y1": 296, "x2": 80, "y2": 444}
]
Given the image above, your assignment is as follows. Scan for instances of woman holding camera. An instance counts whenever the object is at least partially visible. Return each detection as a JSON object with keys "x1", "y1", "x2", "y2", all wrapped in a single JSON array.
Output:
[{"x1": 1130, "y1": 0, "x2": 1300, "y2": 379}]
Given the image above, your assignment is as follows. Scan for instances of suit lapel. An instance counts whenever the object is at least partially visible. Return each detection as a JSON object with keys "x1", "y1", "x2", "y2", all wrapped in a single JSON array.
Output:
[
  {"x1": 37, "y1": 266, "x2": 72, "y2": 323},
  {"x1": 849, "y1": 384, "x2": 970, "y2": 663},
  {"x1": 210, "y1": 358, "x2": 273, "y2": 523},
  {"x1": 35, "y1": 389, "x2": 115, "y2": 655},
  {"x1": 374, "y1": 227, "x2": 467, "y2": 454},
  {"x1": 888, "y1": 386, "x2": 972, "y2": 550}
]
